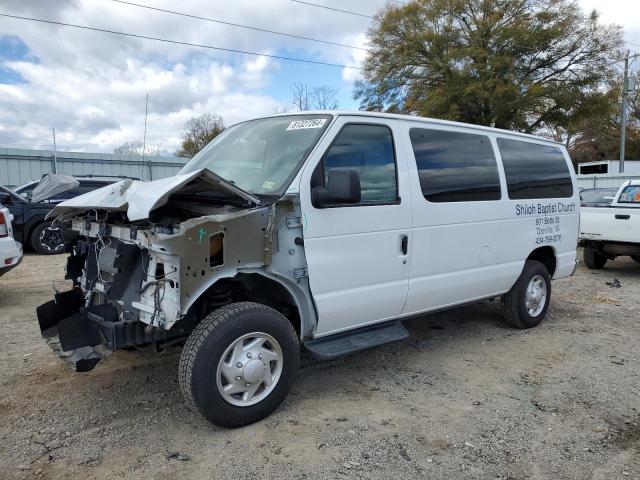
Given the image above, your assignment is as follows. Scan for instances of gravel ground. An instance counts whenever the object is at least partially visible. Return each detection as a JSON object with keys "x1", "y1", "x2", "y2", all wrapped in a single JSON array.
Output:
[{"x1": 0, "y1": 253, "x2": 639, "y2": 479}]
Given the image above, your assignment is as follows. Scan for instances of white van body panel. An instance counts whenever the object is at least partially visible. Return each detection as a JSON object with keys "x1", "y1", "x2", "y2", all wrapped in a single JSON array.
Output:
[
  {"x1": 394, "y1": 121, "x2": 579, "y2": 317},
  {"x1": 296, "y1": 112, "x2": 578, "y2": 337},
  {"x1": 299, "y1": 117, "x2": 413, "y2": 336}
]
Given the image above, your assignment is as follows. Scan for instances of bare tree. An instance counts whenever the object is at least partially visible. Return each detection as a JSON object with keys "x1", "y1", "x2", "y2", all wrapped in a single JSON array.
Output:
[
  {"x1": 291, "y1": 82, "x2": 311, "y2": 111},
  {"x1": 292, "y1": 82, "x2": 339, "y2": 110},
  {"x1": 311, "y1": 86, "x2": 339, "y2": 110},
  {"x1": 113, "y1": 141, "x2": 166, "y2": 156},
  {"x1": 177, "y1": 113, "x2": 225, "y2": 157}
]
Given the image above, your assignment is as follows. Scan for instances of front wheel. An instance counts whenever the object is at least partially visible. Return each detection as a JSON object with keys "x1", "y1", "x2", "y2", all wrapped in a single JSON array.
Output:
[
  {"x1": 501, "y1": 260, "x2": 551, "y2": 329},
  {"x1": 178, "y1": 302, "x2": 299, "y2": 428}
]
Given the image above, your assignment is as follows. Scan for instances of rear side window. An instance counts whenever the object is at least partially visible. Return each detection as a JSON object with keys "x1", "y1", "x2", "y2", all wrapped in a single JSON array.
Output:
[
  {"x1": 498, "y1": 138, "x2": 573, "y2": 199},
  {"x1": 618, "y1": 185, "x2": 640, "y2": 204},
  {"x1": 314, "y1": 124, "x2": 398, "y2": 205},
  {"x1": 409, "y1": 128, "x2": 501, "y2": 202}
]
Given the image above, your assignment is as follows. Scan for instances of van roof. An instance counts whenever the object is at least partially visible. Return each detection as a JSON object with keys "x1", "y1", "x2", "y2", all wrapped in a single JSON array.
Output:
[{"x1": 270, "y1": 110, "x2": 562, "y2": 145}]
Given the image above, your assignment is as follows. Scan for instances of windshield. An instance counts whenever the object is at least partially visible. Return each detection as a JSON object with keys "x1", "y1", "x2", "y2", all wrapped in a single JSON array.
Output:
[{"x1": 179, "y1": 114, "x2": 333, "y2": 196}]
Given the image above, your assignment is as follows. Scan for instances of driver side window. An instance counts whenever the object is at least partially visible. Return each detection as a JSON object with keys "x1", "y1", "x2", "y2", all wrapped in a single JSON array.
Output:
[{"x1": 311, "y1": 124, "x2": 398, "y2": 206}]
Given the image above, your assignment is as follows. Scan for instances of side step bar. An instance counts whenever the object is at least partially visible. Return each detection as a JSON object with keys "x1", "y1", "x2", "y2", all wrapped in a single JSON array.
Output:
[{"x1": 304, "y1": 321, "x2": 409, "y2": 360}]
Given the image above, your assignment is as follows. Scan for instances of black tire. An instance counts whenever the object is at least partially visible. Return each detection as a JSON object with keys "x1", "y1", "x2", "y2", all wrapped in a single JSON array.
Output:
[
  {"x1": 583, "y1": 246, "x2": 607, "y2": 269},
  {"x1": 501, "y1": 260, "x2": 551, "y2": 329},
  {"x1": 631, "y1": 255, "x2": 640, "y2": 264},
  {"x1": 30, "y1": 222, "x2": 65, "y2": 255},
  {"x1": 178, "y1": 302, "x2": 299, "y2": 428}
]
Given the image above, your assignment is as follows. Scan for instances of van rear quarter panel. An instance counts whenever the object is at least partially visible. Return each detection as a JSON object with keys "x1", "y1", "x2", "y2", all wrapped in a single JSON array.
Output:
[
  {"x1": 493, "y1": 139, "x2": 579, "y2": 282},
  {"x1": 398, "y1": 121, "x2": 578, "y2": 316}
]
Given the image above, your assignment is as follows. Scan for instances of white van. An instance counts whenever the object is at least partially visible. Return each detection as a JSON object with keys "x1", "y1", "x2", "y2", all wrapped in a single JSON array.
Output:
[{"x1": 38, "y1": 112, "x2": 579, "y2": 427}]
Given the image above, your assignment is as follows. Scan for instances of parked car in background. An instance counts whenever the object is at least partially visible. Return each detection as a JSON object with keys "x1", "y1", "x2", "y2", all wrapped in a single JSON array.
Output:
[
  {"x1": 579, "y1": 188, "x2": 618, "y2": 207},
  {"x1": 0, "y1": 174, "x2": 136, "y2": 254},
  {"x1": 0, "y1": 203, "x2": 23, "y2": 277},
  {"x1": 579, "y1": 180, "x2": 640, "y2": 268}
]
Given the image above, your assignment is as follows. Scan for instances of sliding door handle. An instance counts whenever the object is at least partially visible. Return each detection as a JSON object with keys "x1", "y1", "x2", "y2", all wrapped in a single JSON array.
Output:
[
  {"x1": 615, "y1": 214, "x2": 630, "y2": 220},
  {"x1": 400, "y1": 234, "x2": 408, "y2": 255}
]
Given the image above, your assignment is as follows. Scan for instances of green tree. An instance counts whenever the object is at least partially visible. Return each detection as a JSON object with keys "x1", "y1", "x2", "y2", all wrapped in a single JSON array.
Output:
[
  {"x1": 355, "y1": 0, "x2": 623, "y2": 134},
  {"x1": 567, "y1": 80, "x2": 640, "y2": 163},
  {"x1": 177, "y1": 113, "x2": 225, "y2": 157}
]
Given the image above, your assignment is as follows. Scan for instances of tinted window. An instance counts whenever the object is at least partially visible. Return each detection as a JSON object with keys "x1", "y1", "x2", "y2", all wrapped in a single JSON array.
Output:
[
  {"x1": 409, "y1": 128, "x2": 500, "y2": 202},
  {"x1": 315, "y1": 124, "x2": 398, "y2": 205},
  {"x1": 618, "y1": 185, "x2": 640, "y2": 204},
  {"x1": 498, "y1": 138, "x2": 573, "y2": 199}
]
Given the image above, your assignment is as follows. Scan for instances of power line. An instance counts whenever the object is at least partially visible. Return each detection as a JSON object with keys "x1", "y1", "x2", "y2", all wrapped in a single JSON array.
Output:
[
  {"x1": 603, "y1": 52, "x2": 640, "y2": 69},
  {"x1": 110, "y1": 0, "x2": 368, "y2": 51},
  {"x1": 0, "y1": 13, "x2": 361, "y2": 70},
  {"x1": 289, "y1": 0, "x2": 374, "y2": 19}
]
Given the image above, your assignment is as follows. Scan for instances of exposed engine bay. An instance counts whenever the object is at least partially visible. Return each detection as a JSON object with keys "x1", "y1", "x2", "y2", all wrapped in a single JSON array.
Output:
[{"x1": 36, "y1": 169, "x2": 312, "y2": 372}]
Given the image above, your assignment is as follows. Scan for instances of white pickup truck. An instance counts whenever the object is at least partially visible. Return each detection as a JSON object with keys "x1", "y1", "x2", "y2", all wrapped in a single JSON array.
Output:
[{"x1": 580, "y1": 180, "x2": 640, "y2": 269}]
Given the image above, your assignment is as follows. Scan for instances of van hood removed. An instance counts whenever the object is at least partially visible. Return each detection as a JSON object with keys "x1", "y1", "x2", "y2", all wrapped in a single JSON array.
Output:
[{"x1": 47, "y1": 168, "x2": 261, "y2": 221}]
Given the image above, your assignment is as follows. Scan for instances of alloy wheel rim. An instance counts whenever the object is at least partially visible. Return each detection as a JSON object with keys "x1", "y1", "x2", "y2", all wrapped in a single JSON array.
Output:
[
  {"x1": 40, "y1": 227, "x2": 65, "y2": 252},
  {"x1": 525, "y1": 274, "x2": 547, "y2": 317},
  {"x1": 215, "y1": 332, "x2": 283, "y2": 407}
]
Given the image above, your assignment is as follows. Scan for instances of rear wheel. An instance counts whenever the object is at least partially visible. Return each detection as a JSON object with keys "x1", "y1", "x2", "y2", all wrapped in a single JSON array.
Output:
[
  {"x1": 583, "y1": 246, "x2": 607, "y2": 269},
  {"x1": 501, "y1": 260, "x2": 551, "y2": 329},
  {"x1": 178, "y1": 302, "x2": 299, "y2": 428},
  {"x1": 30, "y1": 222, "x2": 65, "y2": 255}
]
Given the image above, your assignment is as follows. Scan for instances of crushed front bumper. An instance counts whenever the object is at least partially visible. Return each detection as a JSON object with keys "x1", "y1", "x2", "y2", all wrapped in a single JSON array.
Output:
[
  {"x1": 37, "y1": 289, "x2": 104, "y2": 372},
  {"x1": 36, "y1": 288, "x2": 188, "y2": 372}
]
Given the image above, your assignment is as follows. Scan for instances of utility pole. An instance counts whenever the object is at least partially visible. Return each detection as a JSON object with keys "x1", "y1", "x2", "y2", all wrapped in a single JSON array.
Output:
[
  {"x1": 142, "y1": 93, "x2": 152, "y2": 181},
  {"x1": 52, "y1": 128, "x2": 58, "y2": 174},
  {"x1": 619, "y1": 50, "x2": 630, "y2": 173}
]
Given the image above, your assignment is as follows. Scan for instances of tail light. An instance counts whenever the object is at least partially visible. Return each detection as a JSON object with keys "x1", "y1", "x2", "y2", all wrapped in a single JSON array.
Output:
[{"x1": 0, "y1": 211, "x2": 7, "y2": 238}]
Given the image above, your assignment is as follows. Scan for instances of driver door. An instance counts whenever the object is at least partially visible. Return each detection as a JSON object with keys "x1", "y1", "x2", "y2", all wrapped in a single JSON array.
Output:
[{"x1": 299, "y1": 118, "x2": 412, "y2": 337}]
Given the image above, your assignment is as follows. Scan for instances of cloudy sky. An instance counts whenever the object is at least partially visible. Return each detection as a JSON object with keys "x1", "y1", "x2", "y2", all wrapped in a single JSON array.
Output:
[{"x1": 0, "y1": 0, "x2": 639, "y2": 154}]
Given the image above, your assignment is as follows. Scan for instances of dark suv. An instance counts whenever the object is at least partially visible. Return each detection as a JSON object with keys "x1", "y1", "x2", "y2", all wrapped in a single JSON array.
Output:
[{"x1": 0, "y1": 174, "x2": 135, "y2": 254}]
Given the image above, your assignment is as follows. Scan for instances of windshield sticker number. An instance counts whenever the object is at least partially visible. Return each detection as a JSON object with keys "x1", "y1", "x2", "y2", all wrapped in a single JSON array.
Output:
[
  {"x1": 262, "y1": 181, "x2": 276, "y2": 190},
  {"x1": 286, "y1": 119, "x2": 326, "y2": 131}
]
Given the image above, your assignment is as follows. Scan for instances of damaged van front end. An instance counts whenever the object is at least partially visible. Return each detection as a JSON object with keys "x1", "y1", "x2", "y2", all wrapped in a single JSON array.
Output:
[{"x1": 36, "y1": 168, "x2": 278, "y2": 372}]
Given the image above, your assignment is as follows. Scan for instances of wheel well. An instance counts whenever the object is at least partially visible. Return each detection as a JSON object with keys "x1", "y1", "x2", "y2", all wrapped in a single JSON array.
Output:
[
  {"x1": 194, "y1": 274, "x2": 301, "y2": 336},
  {"x1": 527, "y1": 246, "x2": 556, "y2": 277}
]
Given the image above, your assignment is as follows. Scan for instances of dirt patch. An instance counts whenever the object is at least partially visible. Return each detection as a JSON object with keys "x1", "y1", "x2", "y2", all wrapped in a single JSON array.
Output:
[{"x1": 1, "y1": 253, "x2": 640, "y2": 479}]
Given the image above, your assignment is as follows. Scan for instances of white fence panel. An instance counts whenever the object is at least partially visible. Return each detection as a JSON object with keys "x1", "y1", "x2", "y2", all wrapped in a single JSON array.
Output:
[
  {"x1": 0, "y1": 148, "x2": 188, "y2": 187},
  {"x1": 576, "y1": 174, "x2": 640, "y2": 189}
]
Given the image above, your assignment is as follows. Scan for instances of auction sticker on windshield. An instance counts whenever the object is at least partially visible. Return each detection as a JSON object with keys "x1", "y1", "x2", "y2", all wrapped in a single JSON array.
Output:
[{"x1": 286, "y1": 119, "x2": 327, "y2": 130}]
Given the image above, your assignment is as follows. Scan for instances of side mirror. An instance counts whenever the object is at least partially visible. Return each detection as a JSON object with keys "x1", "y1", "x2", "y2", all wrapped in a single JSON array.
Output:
[{"x1": 312, "y1": 169, "x2": 361, "y2": 207}]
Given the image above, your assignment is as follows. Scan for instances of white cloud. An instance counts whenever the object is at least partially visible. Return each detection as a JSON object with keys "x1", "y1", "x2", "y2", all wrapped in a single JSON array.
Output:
[
  {"x1": 1, "y1": 0, "x2": 635, "y2": 154},
  {"x1": 0, "y1": 0, "x2": 386, "y2": 153}
]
